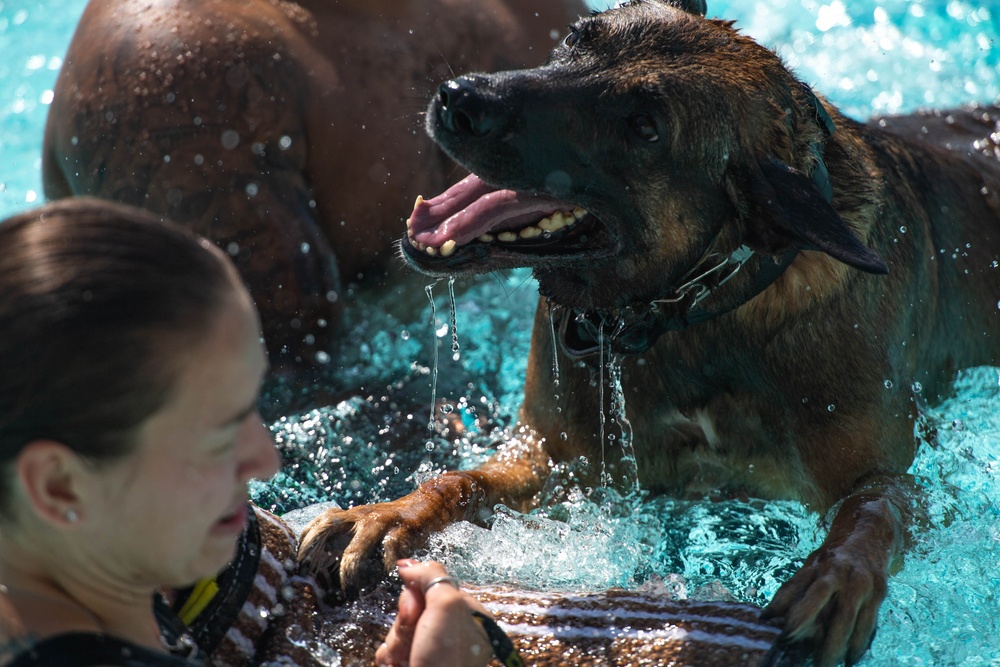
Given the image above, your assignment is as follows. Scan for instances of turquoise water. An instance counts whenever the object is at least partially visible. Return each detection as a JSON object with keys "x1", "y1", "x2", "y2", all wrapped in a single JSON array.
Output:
[{"x1": 3, "y1": 1, "x2": 1000, "y2": 664}]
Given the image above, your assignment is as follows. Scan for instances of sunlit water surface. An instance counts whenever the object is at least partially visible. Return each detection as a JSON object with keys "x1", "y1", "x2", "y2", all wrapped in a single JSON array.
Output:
[{"x1": 2, "y1": 0, "x2": 999, "y2": 664}]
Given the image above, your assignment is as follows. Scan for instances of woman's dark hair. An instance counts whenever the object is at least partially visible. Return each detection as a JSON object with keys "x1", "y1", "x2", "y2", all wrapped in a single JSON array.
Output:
[{"x1": 0, "y1": 197, "x2": 239, "y2": 515}]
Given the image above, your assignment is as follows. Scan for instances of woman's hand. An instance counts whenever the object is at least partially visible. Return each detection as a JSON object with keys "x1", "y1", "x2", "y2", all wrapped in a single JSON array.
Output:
[{"x1": 375, "y1": 560, "x2": 493, "y2": 667}]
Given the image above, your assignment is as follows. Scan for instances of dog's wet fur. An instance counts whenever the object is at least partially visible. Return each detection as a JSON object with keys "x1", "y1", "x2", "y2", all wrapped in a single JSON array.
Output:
[{"x1": 300, "y1": 2, "x2": 1000, "y2": 665}]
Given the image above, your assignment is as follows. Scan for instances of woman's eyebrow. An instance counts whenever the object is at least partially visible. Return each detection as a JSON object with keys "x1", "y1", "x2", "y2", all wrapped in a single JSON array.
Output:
[{"x1": 216, "y1": 400, "x2": 259, "y2": 429}]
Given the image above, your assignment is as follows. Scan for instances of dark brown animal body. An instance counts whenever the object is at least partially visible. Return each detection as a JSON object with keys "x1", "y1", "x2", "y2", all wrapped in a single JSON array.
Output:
[
  {"x1": 299, "y1": 1, "x2": 1000, "y2": 665},
  {"x1": 326, "y1": 584, "x2": 784, "y2": 667},
  {"x1": 42, "y1": 0, "x2": 586, "y2": 368}
]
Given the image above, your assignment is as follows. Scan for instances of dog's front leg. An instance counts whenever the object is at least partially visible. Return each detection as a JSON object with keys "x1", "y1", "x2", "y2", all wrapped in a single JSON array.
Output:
[
  {"x1": 297, "y1": 434, "x2": 550, "y2": 599},
  {"x1": 761, "y1": 475, "x2": 914, "y2": 667}
]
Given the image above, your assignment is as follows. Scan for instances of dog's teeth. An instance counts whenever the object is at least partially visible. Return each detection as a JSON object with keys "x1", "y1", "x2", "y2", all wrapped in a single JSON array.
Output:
[
  {"x1": 425, "y1": 245, "x2": 438, "y2": 256},
  {"x1": 478, "y1": 233, "x2": 495, "y2": 242},
  {"x1": 498, "y1": 231, "x2": 518, "y2": 242},
  {"x1": 538, "y1": 214, "x2": 562, "y2": 232},
  {"x1": 414, "y1": 195, "x2": 425, "y2": 207},
  {"x1": 520, "y1": 225, "x2": 543, "y2": 239},
  {"x1": 440, "y1": 240, "x2": 457, "y2": 257},
  {"x1": 573, "y1": 207, "x2": 587, "y2": 220}
]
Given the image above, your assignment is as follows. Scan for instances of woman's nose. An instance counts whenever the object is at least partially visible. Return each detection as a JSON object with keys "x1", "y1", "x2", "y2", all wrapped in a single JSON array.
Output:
[{"x1": 241, "y1": 416, "x2": 281, "y2": 481}]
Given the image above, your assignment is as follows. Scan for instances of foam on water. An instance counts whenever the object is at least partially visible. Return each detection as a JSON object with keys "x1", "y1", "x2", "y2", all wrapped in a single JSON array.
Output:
[{"x1": 3, "y1": 0, "x2": 1000, "y2": 663}]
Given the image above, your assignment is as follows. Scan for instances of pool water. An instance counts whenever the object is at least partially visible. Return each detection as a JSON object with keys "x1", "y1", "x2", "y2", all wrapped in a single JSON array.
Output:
[{"x1": 3, "y1": 1, "x2": 999, "y2": 664}]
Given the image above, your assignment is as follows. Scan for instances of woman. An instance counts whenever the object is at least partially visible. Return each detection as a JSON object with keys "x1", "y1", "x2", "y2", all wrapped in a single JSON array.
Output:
[{"x1": 0, "y1": 198, "x2": 494, "y2": 667}]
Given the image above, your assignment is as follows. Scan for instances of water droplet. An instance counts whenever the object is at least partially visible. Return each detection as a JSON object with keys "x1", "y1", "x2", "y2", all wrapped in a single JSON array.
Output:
[
  {"x1": 278, "y1": 135, "x2": 292, "y2": 150},
  {"x1": 911, "y1": 382, "x2": 923, "y2": 394},
  {"x1": 424, "y1": 440, "x2": 436, "y2": 452},
  {"x1": 400, "y1": 329, "x2": 410, "y2": 340},
  {"x1": 315, "y1": 351, "x2": 330, "y2": 364},
  {"x1": 440, "y1": 403, "x2": 454, "y2": 414},
  {"x1": 245, "y1": 182, "x2": 259, "y2": 197},
  {"x1": 884, "y1": 380, "x2": 893, "y2": 389},
  {"x1": 220, "y1": 129, "x2": 240, "y2": 149},
  {"x1": 827, "y1": 404, "x2": 836, "y2": 412},
  {"x1": 899, "y1": 225, "x2": 907, "y2": 233},
  {"x1": 560, "y1": 432, "x2": 568, "y2": 441}
]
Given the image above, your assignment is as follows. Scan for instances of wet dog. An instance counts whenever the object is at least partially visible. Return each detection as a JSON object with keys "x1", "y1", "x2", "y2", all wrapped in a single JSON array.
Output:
[{"x1": 300, "y1": 1, "x2": 1000, "y2": 664}]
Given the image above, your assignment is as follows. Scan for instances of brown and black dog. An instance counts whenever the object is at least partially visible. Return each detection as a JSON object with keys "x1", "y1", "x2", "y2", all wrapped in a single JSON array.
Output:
[{"x1": 300, "y1": 1, "x2": 1000, "y2": 664}]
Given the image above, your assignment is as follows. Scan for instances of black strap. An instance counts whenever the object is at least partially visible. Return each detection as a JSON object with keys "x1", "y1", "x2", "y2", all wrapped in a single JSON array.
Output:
[
  {"x1": 5, "y1": 633, "x2": 198, "y2": 667},
  {"x1": 170, "y1": 505, "x2": 262, "y2": 655},
  {"x1": 470, "y1": 611, "x2": 525, "y2": 667},
  {"x1": 558, "y1": 249, "x2": 800, "y2": 359}
]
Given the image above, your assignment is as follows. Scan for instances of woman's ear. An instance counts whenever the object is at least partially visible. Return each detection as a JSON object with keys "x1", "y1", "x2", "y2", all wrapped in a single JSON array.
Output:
[{"x1": 15, "y1": 441, "x2": 88, "y2": 527}]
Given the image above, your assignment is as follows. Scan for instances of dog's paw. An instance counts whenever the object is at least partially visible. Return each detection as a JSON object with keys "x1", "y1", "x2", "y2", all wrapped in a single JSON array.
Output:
[
  {"x1": 297, "y1": 474, "x2": 479, "y2": 600},
  {"x1": 296, "y1": 500, "x2": 423, "y2": 599},
  {"x1": 761, "y1": 543, "x2": 887, "y2": 667}
]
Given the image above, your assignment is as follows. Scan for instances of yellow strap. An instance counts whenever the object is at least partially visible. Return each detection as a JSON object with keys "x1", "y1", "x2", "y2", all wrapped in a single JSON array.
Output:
[{"x1": 177, "y1": 577, "x2": 220, "y2": 626}]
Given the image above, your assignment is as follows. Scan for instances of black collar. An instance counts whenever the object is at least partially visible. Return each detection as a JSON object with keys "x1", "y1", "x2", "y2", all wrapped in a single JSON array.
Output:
[{"x1": 555, "y1": 246, "x2": 799, "y2": 359}]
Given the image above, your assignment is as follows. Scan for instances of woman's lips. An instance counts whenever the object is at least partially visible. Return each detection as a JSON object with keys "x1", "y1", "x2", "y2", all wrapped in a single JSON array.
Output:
[{"x1": 214, "y1": 502, "x2": 248, "y2": 534}]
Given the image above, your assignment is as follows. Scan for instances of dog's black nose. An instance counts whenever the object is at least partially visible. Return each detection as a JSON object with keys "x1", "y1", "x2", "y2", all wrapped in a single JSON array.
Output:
[{"x1": 437, "y1": 77, "x2": 494, "y2": 136}]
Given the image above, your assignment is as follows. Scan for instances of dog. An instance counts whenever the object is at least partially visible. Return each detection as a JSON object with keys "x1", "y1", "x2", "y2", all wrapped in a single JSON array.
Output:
[
  {"x1": 299, "y1": 1, "x2": 1000, "y2": 664},
  {"x1": 42, "y1": 0, "x2": 585, "y2": 371}
]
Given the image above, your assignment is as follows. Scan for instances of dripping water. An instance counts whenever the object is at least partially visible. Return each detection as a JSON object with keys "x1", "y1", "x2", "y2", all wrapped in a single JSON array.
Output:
[
  {"x1": 597, "y1": 320, "x2": 608, "y2": 486},
  {"x1": 425, "y1": 281, "x2": 440, "y2": 430},
  {"x1": 606, "y1": 354, "x2": 638, "y2": 493},
  {"x1": 547, "y1": 301, "x2": 561, "y2": 388},
  {"x1": 447, "y1": 275, "x2": 461, "y2": 361}
]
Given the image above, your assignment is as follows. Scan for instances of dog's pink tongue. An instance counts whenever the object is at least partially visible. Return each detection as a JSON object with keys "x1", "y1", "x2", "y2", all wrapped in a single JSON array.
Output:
[{"x1": 407, "y1": 173, "x2": 569, "y2": 248}]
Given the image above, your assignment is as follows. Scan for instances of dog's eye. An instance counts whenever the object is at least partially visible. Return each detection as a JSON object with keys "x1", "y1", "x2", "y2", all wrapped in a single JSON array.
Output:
[
  {"x1": 629, "y1": 113, "x2": 659, "y2": 142},
  {"x1": 564, "y1": 27, "x2": 581, "y2": 48}
]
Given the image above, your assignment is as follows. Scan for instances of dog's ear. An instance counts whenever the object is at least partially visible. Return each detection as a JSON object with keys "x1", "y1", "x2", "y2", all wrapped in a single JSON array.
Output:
[
  {"x1": 741, "y1": 157, "x2": 889, "y2": 274},
  {"x1": 641, "y1": 0, "x2": 707, "y2": 17},
  {"x1": 669, "y1": 0, "x2": 707, "y2": 15}
]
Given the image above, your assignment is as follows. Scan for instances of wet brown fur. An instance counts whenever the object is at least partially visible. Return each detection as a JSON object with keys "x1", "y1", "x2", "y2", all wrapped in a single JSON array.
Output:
[{"x1": 42, "y1": 0, "x2": 586, "y2": 369}]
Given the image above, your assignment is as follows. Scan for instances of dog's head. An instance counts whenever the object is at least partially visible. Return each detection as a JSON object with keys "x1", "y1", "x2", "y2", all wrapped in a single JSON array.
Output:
[{"x1": 403, "y1": 0, "x2": 886, "y2": 312}]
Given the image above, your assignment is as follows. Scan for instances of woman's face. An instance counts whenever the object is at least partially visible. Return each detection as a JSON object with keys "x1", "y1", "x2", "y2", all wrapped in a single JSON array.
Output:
[{"x1": 78, "y1": 282, "x2": 281, "y2": 588}]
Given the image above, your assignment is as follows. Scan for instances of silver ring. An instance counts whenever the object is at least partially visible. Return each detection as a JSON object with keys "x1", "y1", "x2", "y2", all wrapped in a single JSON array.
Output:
[{"x1": 423, "y1": 575, "x2": 460, "y2": 594}]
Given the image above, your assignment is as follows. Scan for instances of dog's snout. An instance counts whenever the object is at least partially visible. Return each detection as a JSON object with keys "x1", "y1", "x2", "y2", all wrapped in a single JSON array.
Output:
[{"x1": 437, "y1": 77, "x2": 494, "y2": 137}]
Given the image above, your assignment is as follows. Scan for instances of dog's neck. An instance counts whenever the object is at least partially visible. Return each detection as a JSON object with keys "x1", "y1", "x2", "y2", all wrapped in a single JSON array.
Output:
[{"x1": 554, "y1": 245, "x2": 800, "y2": 359}]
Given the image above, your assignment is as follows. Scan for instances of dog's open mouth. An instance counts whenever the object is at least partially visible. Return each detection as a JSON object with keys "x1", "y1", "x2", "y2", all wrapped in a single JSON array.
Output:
[{"x1": 401, "y1": 173, "x2": 606, "y2": 273}]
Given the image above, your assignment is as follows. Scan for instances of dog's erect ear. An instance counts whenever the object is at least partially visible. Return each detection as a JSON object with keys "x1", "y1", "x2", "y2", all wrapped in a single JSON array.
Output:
[
  {"x1": 640, "y1": 0, "x2": 707, "y2": 17},
  {"x1": 743, "y1": 158, "x2": 889, "y2": 274},
  {"x1": 669, "y1": 0, "x2": 707, "y2": 15}
]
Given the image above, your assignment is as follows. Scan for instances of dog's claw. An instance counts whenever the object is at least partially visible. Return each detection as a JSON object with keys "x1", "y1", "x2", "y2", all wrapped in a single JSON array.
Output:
[
  {"x1": 762, "y1": 540, "x2": 887, "y2": 667},
  {"x1": 297, "y1": 476, "x2": 477, "y2": 599}
]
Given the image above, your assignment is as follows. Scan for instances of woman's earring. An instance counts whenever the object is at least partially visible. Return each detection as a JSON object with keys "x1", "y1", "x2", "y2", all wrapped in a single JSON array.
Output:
[{"x1": 65, "y1": 509, "x2": 79, "y2": 523}]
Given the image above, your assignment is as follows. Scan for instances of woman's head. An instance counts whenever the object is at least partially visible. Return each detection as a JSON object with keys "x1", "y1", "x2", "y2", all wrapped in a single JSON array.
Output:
[{"x1": 0, "y1": 197, "x2": 242, "y2": 519}]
